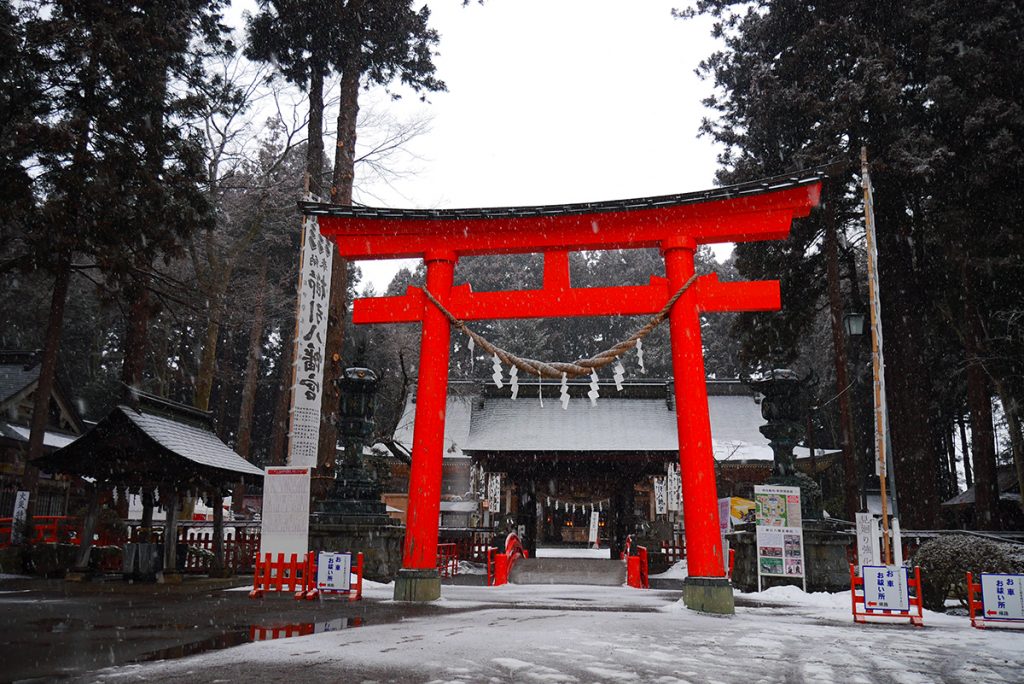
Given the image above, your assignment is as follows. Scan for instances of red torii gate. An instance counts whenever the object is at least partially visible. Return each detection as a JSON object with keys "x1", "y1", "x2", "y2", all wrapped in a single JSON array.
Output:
[{"x1": 304, "y1": 170, "x2": 823, "y2": 613}]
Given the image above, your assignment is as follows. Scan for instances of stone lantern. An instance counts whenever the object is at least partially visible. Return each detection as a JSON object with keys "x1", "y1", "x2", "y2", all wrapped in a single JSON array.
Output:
[{"x1": 746, "y1": 369, "x2": 823, "y2": 520}]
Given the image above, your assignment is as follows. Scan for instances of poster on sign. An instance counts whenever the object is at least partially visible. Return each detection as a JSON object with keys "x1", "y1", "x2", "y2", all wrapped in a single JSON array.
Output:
[
  {"x1": 863, "y1": 565, "x2": 909, "y2": 612},
  {"x1": 287, "y1": 203, "x2": 333, "y2": 467},
  {"x1": 316, "y1": 551, "x2": 352, "y2": 593},
  {"x1": 260, "y1": 467, "x2": 311, "y2": 556},
  {"x1": 754, "y1": 485, "x2": 802, "y2": 527},
  {"x1": 980, "y1": 574, "x2": 1024, "y2": 621},
  {"x1": 756, "y1": 526, "x2": 804, "y2": 578}
]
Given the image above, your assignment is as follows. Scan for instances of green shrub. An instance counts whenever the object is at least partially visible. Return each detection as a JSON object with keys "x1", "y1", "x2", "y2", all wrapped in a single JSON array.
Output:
[{"x1": 912, "y1": 534, "x2": 1024, "y2": 611}]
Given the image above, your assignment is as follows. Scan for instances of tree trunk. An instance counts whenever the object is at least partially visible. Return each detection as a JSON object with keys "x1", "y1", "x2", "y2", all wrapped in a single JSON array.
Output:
[
  {"x1": 316, "y1": 61, "x2": 360, "y2": 483},
  {"x1": 268, "y1": 338, "x2": 292, "y2": 467},
  {"x1": 307, "y1": 66, "x2": 326, "y2": 197},
  {"x1": 194, "y1": 276, "x2": 229, "y2": 411},
  {"x1": 966, "y1": 359, "x2": 999, "y2": 529},
  {"x1": 824, "y1": 198, "x2": 859, "y2": 520},
  {"x1": 120, "y1": 283, "x2": 152, "y2": 389},
  {"x1": 233, "y1": 260, "x2": 267, "y2": 513},
  {"x1": 211, "y1": 490, "x2": 225, "y2": 576},
  {"x1": 872, "y1": 191, "x2": 941, "y2": 527},
  {"x1": 162, "y1": 490, "x2": 180, "y2": 577},
  {"x1": 73, "y1": 485, "x2": 102, "y2": 572},
  {"x1": 20, "y1": 256, "x2": 72, "y2": 545}
]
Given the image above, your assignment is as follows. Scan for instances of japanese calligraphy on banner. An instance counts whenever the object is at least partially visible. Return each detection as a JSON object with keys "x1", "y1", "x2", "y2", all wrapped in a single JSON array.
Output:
[
  {"x1": 754, "y1": 485, "x2": 803, "y2": 528},
  {"x1": 856, "y1": 512, "x2": 880, "y2": 567},
  {"x1": 980, "y1": 574, "x2": 1024, "y2": 620},
  {"x1": 287, "y1": 202, "x2": 333, "y2": 467},
  {"x1": 260, "y1": 467, "x2": 311, "y2": 557},
  {"x1": 654, "y1": 477, "x2": 667, "y2": 515},
  {"x1": 863, "y1": 565, "x2": 909, "y2": 612},
  {"x1": 488, "y1": 473, "x2": 502, "y2": 514},
  {"x1": 11, "y1": 491, "x2": 29, "y2": 545},
  {"x1": 588, "y1": 511, "x2": 600, "y2": 544},
  {"x1": 316, "y1": 551, "x2": 352, "y2": 592},
  {"x1": 666, "y1": 462, "x2": 681, "y2": 511}
]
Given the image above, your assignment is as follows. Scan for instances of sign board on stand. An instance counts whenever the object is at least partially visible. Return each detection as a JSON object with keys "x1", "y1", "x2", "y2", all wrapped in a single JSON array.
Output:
[
  {"x1": 316, "y1": 551, "x2": 352, "y2": 593},
  {"x1": 754, "y1": 485, "x2": 805, "y2": 592},
  {"x1": 862, "y1": 565, "x2": 910, "y2": 612},
  {"x1": 260, "y1": 467, "x2": 311, "y2": 557},
  {"x1": 980, "y1": 574, "x2": 1024, "y2": 621}
]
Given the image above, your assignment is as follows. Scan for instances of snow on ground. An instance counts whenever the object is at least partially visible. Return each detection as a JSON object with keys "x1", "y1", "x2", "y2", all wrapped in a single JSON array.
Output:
[
  {"x1": 651, "y1": 560, "x2": 688, "y2": 579},
  {"x1": 96, "y1": 581, "x2": 1024, "y2": 683}
]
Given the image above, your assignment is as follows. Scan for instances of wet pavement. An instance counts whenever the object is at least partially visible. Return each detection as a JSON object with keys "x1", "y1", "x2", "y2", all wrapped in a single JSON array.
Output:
[{"x1": 0, "y1": 574, "x2": 469, "y2": 683}]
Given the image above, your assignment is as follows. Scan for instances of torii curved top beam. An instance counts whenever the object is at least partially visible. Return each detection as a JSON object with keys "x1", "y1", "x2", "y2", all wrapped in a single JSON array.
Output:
[{"x1": 300, "y1": 166, "x2": 832, "y2": 261}]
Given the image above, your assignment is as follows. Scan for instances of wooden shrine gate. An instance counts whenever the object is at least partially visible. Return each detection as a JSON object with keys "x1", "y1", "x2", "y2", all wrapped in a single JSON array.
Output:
[{"x1": 303, "y1": 169, "x2": 824, "y2": 612}]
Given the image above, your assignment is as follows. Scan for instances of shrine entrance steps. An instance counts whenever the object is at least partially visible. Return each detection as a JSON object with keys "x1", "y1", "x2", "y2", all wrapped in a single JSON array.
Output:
[{"x1": 508, "y1": 558, "x2": 626, "y2": 586}]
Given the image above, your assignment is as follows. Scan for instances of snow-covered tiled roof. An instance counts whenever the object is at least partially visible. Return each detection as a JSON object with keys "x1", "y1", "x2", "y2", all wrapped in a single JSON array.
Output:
[
  {"x1": 393, "y1": 380, "x2": 803, "y2": 462},
  {"x1": 1, "y1": 422, "x2": 78, "y2": 449},
  {"x1": 0, "y1": 358, "x2": 38, "y2": 404},
  {"x1": 393, "y1": 388, "x2": 475, "y2": 459},
  {"x1": 119, "y1": 406, "x2": 264, "y2": 477}
]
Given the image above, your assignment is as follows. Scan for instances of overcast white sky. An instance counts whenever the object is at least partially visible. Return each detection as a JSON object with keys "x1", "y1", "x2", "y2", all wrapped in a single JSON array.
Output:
[{"x1": 231, "y1": 1, "x2": 726, "y2": 290}]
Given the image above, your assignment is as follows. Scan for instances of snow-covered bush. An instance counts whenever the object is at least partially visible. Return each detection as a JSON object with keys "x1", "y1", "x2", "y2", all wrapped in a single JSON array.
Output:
[{"x1": 912, "y1": 534, "x2": 1024, "y2": 611}]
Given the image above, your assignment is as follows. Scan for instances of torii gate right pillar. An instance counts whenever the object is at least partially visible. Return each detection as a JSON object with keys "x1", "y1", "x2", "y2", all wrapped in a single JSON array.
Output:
[{"x1": 664, "y1": 237, "x2": 734, "y2": 614}]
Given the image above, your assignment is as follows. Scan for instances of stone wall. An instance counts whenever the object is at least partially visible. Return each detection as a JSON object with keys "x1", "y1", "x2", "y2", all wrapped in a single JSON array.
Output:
[
  {"x1": 309, "y1": 523, "x2": 405, "y2": 583},
  {"x1": 729, "y1": 522, "x2": 853, "y2": 593}
]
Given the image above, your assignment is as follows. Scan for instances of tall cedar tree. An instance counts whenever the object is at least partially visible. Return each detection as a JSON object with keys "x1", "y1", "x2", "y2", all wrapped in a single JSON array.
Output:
[
  {"x1": 247, "y1": 1, "x2": 444, "y2": 479},
  {"x1": 688, "y1": 0, "x2": 1024, "y2": 527},
  {"x1": 14, "y1": 1, "x2": 227, "y2": 536}
]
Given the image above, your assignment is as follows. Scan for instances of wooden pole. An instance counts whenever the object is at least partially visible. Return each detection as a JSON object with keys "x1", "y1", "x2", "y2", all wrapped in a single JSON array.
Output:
[{"x1": 861, "y1": 147, "x2": 893, "y2": 564}]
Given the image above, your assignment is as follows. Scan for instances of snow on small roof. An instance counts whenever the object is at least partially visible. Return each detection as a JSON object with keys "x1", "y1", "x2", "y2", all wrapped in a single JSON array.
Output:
[
  {"x1": 1, "y1": 423, "x2": 78, "y2": 449},
  {"x1": 440, "y1": 501, "x2": 478, "y2": 513},
  {"x1": 118, "y1": 406, "x2": 264, "y2": 478}
]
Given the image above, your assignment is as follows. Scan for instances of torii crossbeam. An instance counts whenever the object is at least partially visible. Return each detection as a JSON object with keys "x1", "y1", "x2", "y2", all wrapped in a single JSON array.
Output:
[{"x1": 303, "y1": 169, "x2": 825, "y2": 613}]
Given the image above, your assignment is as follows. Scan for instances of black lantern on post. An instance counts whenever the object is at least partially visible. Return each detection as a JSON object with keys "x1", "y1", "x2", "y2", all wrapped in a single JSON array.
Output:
[
  {"x1": 746, "y1": 368, "x2": 823, "y2": 520},
  {"x1": 336, "y1": 367, "x2": 379, "y2": 456}
]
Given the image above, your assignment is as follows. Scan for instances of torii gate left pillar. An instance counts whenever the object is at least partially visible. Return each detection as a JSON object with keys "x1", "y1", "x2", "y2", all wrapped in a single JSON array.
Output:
[{"x1": 304, "y1": 174, "x2": 822, "y2": 611}]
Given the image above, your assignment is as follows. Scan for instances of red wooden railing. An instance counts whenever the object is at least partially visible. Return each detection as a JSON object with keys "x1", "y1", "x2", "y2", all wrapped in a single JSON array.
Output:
[{"x1": 437, "y1": 543, "x2": 459, "y2": 577}]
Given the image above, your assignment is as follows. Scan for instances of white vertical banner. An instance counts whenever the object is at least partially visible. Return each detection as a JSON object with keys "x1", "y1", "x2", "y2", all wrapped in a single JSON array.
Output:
[
  {"x1": 666, "y1": 463, "x2": 682, "y2": 512},
  {"x1": 287, "y1": 200, "x2": 333, "y2": 467},
  {"x1": 588, "y1": 510, "x2": 600, "y2": 544},
  {"x1": 654, "y1": 478, "x2": 667, "y2": 515},
  {"x1": 488, "y1": 473, "x2": 502, "y2": 514},
  {"x1": 855, "y1": 512, "x2": 879, "y2": 569},
  {"x1": 11, "y1": 491, "x2": 29, "y2": 545},
  {"x1": 260, "y1": 467, "x2": 311, "y2": 557}
]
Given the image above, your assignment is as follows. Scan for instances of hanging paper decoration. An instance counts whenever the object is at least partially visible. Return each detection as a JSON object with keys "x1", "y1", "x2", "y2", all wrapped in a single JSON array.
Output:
[
  {"x1": 509, "y1": 365, "x2": 519, "y2": 400},
  {"x1": 636, "y1": 339, "x2": 646, "y2": 373},
  {"x1": 491, "y1": 353, "x2": 503, "y2": 388},
  {"x1": 538, "y1": 375, "x2": 544, "y2": 408},
  {"x1": 588, "y1": 369, "x2": 600, "y2": 406},
  {"x1": 468, "y1": 336, "x2": 475, "y2": 371},
  {"x1": 613, "y1": 361, "x2": 625, "y2": 392},
  {"x1": 599, "y1": 501, "x2": 603, "y2": 512},
  {"x1": 559, "y1": 373, "x2": 570, "y2": 410},
  {"x1": 555, "y1": 500, "x2": 559, "y2": 511}
]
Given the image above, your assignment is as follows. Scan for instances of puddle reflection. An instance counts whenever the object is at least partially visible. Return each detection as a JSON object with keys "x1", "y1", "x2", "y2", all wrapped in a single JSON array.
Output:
[{"x1": 250, "y1": 617, "x2": 364, "y2": 641}]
